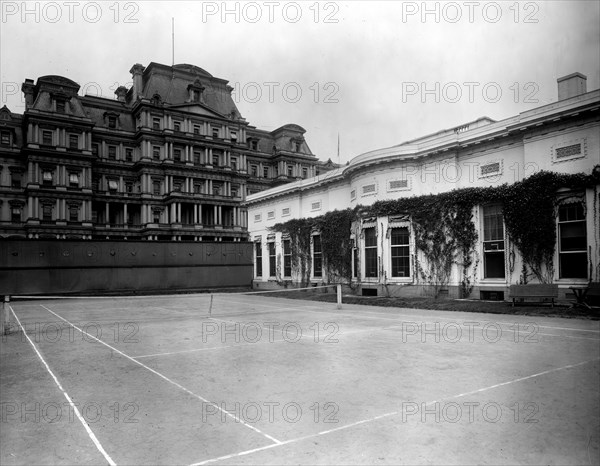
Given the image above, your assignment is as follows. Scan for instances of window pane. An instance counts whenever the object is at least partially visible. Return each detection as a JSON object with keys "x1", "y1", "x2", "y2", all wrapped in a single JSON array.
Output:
[
  {"x1": 560, "y1": 253, "x2": 588, "y2": 279},
  {"x1": 560, "y1": 222, "x2": 586, "y2": 251},
  {"x1": 364, "y1": 228, "x2": 376, "y2": 247},
  {"x1": 484, "y1": 205, "x2": 504, "y2": 241},
  {"x1": 559, "y1": 204, "x2": 584, "y2": 222},
  {"x1": 365, "y1": 249, "x2": 377, "y2": 277},
  {"x1": 484, "y1": 251, "x2": 505, "y2": 278},
  {"x1": 255, "y1": 243, "x2": 262, "y2": 277},
  {"x1": 391, "y1": 227, "x2": 409, "y2": 245},
  {"x1": 268, "y1": 242, "x2": 276, "y2": 276}
]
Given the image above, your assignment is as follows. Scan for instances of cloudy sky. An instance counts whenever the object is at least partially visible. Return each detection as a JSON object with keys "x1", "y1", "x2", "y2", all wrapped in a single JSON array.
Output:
[{"x1": 1, "y1": 1, "x2": 599, "y2": 163}]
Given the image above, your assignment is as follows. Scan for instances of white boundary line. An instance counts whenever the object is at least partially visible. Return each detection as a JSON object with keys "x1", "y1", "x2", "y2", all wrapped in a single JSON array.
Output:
[
  {"x1": 8, "y1": 306, "x2": 117, "y2": 466},
  {"x1": 190, "y1": 357, "x2": 600, "y2": 465},
  {"x1": 37, "y1": 304, "x2": 282, "y2": 446}
]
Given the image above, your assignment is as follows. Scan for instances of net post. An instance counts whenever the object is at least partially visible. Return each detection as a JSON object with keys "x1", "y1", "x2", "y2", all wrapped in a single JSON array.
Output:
[
  {"x1": 336, "y1": 284, "x2": 342, "y2": 310},
  {"x1": 2, "y1": 296, "x2": 10, "y2": 335}
]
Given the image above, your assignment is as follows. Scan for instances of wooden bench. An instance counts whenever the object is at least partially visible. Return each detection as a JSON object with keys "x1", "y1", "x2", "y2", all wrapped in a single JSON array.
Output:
[
  {"x1": 509, "y1": 284, "x2": 559, "y2": 307},
  {"x1": 573, "y1": 282, "x2": 600, "y2": 309}
]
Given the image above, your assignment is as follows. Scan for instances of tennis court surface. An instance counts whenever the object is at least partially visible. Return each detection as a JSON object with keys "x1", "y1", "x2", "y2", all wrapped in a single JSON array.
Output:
[{"x1": 1, "y1": 288, "x2": 599, "y2": 465}]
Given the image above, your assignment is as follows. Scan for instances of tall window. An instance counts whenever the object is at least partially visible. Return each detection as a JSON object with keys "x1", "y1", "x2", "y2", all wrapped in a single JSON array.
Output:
[
  {"x1": 42, "y1": 170, "x2": 53, "y2": 185},
  {"x1": 69, "y1": 173, "x2": 79, "y2": 187},
  {"x1": 69, "y1": 134, "x2": 78, "y2": 149},
  {"x1": 558, "y1": 203, "x2": 587, "y2": 278},
  {"x1": 364, "y1": 228, "x2": 378, "y2": 278},
  {"x1": 483, "y1": 205, "x2": 505, "y2": 278},
  {"x1": 313, "y1": 235, "x2": 323, "y2": 277},
  {"x1": 268, "y1": 242, "x2": 276, "y2": 277},
  {"x1": 125, "y1": 148, "x2": 133, "y2": 162},
  {"x1": 69, "y1": 205, "x2": 79, "y2": 222},
  {"x1": 283, "y1": 239, "x2": 292, "y2": 277},
  {"x1": 42, "y1": 130, "x2": 53, "y2": 145},
  {"x1": 194, "y1": 149, "x2": 202, "y2": 165},
  {"x1": 152, "y1": 117, "x2": 161, "y2": 130},
  {"x1": 42, "y1": 204, "x2": 53, "y2": 221},
  {"x1": 153, "y1": 146, "x2": 161, "y2": 160},
  {"x1": 255, "y1": 242, "x2": 263, "y2": 277},
  {"x1": 108, "y1": 146, "x2": 117, "y2": 160},
  {"x1": 11, "y1": 207, "x2": 21, "y2": 223},
  {"x1": 390, "y1": 227, "x2": 410, "y2": 277},
  {"x1": 11, "y1": 172, "x2": 22, "y2": 189},
  {"x1": 352, "y1": 239, "x2": 358, "y2": 278}
]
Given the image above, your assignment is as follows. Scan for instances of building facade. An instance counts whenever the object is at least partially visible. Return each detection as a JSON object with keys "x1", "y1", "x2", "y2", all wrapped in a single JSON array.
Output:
[
  {"x1": 0, "y1": 62, "x2": 330, "y2": 241},
  {"x1": 246, "y1": 73, "x2": 600, "y2": 300}
]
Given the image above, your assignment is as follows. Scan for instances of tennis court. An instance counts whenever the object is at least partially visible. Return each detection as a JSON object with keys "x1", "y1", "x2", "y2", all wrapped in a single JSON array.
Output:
[{"x1": 1, "y1": 288, "x2": 599, "y2": 465}]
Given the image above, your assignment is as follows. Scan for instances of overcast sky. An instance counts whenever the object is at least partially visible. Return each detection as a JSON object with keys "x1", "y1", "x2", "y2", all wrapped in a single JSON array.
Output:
[{"x1": 1, "y1": 1, "x2": 599, "y2": 163}]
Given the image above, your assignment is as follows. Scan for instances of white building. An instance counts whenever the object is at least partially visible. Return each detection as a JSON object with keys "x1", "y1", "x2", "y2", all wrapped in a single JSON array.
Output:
[{"x1": 245, "y1": 74, "x2": 600, "y2": 300}]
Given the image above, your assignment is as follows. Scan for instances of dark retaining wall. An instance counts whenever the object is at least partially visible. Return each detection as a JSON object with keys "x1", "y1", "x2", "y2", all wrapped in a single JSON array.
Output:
[{"x1": 0, "y1": 240, "x2": 253, "y2": 295}]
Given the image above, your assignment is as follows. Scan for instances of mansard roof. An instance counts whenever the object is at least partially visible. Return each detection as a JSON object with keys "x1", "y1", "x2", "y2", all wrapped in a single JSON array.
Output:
[{"x1": 137, "y1": 62, "x2": 240, "y2": 119}]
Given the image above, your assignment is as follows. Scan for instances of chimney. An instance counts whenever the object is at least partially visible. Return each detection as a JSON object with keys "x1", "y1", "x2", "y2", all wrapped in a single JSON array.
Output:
[
  {"x1": 114, "y1": 86, "x2": 128, "y2": 102},
  {"x1": 129, "y1": 63, "x2": 146, "y2": 100},
  {"x1": 21, "y1": 79, "x2": 35, "y2": 109},
  {"x1": 557, "y1": 72, "x2": 587, "y2": 100}
]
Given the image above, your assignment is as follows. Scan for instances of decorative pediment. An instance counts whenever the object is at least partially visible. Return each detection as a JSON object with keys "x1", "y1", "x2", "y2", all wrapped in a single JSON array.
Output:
[{"x1": 169, "y1": 103, "x2": 224, "y2": 118}]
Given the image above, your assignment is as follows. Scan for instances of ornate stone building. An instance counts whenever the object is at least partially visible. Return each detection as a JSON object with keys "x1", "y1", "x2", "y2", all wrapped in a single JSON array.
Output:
[{"x1": 0, "y1": 62, "x2": 328, "y2": 241}]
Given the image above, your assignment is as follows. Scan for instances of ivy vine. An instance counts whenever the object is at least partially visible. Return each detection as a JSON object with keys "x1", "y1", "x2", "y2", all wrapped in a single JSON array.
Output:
[{"x1": 268, "y1": 168, "x2": 599, "y2": 294}]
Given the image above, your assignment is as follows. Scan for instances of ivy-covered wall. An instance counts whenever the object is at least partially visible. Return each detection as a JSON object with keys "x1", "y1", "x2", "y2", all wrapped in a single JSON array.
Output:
[{"x1": 267, "y1": 169, "x2": 600, "y2": 297}]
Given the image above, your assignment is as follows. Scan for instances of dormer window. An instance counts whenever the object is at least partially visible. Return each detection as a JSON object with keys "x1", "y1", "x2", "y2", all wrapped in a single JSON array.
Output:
[
  {"x1": 212, "y1": 127, "x2": 220, "y2": 138},
  {"x1": 56, "y1": 100, "x2": 66, "y2": 113},
  {"x1": 174, "y1": 121, "x2": 181, "y2": 132},
  {"x1": 187, "y1": 80, "x2": 205, "y2": 102},
  {"x1": 103, "y1": 112, "x2": 119, "y2": 129}
]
